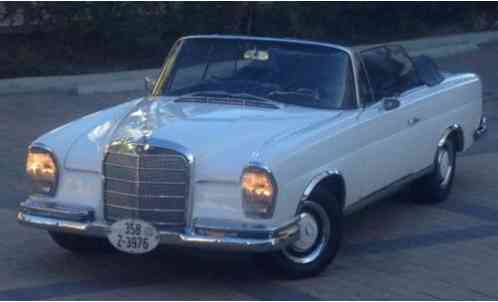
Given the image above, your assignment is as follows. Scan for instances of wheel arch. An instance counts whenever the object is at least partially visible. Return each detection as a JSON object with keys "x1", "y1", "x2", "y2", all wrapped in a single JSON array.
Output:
[
  {"x1": 300, "y1": 170, "x2": 346, "y2": 212},
  {"x1": 439, "y1": 124, "x2": 464, "y2": 152}
]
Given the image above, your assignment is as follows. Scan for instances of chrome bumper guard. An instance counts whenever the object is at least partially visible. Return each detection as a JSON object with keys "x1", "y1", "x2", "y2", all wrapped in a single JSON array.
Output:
[
  {"x1": 474, "y1": 116, "x2": 488, "y2": 140},
  {"x1": 17, "y1": 199, "x2": 300, "y2": 252}
]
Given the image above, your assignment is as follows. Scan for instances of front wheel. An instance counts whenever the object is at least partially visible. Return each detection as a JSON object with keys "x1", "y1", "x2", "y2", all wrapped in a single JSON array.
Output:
[
  {"x1": 49, "y1": 231, "x2": 115, "y2": 254},
  {"x1": 269, "y1": 199, "x2": 342, "y2": 278}
]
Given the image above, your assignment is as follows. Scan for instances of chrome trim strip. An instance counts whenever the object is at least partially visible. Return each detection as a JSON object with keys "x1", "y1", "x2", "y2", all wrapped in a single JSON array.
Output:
[
  {"x1": 350, "y1": 51, "x2": 361, "y2": 109},
  {"x1": 301, "y1": 170, "x2": 342, "y2": 202},
  {"x1": 105, "y1": 177, "x2": 186, "y2": 185},
  {"x1": 104, "y1": 162, "x2": 186, "y2": 171},
  {"x1": 194, "y1": 215, "x2": 301, "y2": 235},
  {"x1": 105, "y1": 217, "x2": 184, "y2": 226},
  {"x1": 146, "y1": 222, "x2": 185, "y2": 226},
  {"x1": 180, "y1": 34, "x2": 353, "y2": 56},
  {"x1": 195, "y1": 179, "x2": 239, "y2": 185},
  {"x1": 106, "y1": 204, "x2": 185, "y2": 213},
  {"x1": 106, "y1": 190, "x2": 185, "y2": 199},
  {"x1": 106, "y1": 152, "x2": 187, "y2": 159},
  {"x1": 355, "y1": 52, "x2": 375, "y2": 108},
  {"x1": 135, "y1": 147, "x2": 141, "y2": 220},
  {"x1": 166, "y1": 227, "x2": 298, "y2": 252}
]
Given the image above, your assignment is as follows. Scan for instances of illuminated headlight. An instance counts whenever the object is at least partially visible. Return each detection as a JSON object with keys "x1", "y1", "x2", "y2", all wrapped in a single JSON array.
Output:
[
  {"x1": 241, "y1": 164, "x2": 277, "y2": 219},
  {"x1": 26, "y1": 146, "x2": 58, "y2": 196}
]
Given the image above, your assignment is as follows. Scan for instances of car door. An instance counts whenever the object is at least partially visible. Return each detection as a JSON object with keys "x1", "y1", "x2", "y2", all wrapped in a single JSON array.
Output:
[
  {"x1": 380, "y1": 46, "x2": 432, "y2": 175},
  {"x1": 353, "y1": 46, "x2": 423, "y2": 198}
]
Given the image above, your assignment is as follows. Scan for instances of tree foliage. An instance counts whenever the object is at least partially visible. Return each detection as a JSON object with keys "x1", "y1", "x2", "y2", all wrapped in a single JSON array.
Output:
[{"x1": 0, "y1": 2, "x2": 497, "y2": 78}]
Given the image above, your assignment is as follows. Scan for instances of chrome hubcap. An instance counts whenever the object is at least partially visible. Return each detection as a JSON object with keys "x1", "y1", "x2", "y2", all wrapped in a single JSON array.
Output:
[
  {"x1": 283, "y1": 202, "x2": 331, "y2": 264},
  {"x1": 292, "y1": 213, "x2": 319, "y2": 252},
  {"x1": 438, "y1": 148, "x2": 453, "y2": 188}
]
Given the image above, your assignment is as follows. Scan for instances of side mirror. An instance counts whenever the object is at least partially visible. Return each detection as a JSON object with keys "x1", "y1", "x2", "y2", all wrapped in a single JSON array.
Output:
[
  {"x1": 382, "y1": 97, "x2": 400, "y2": 111},
  {"x1": 144, "y1": 77, "x2": 156, "y2": 96}
]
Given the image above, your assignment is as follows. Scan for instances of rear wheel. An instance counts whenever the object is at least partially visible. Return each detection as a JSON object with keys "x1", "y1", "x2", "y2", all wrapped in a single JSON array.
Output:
[
  {"x1": 269, "y1": 198, "x2": 342, "y2": 278},
  {"x1": 49, "y1": 231, "x2": 115, "y2": 254},
  {"x1": 413, "y1": 138, "x2": 456, "y2": 203}
]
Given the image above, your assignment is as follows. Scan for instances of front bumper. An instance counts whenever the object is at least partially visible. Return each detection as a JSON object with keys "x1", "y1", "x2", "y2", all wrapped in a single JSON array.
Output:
[{"x1": 17, "y1": 199, "x2": 300, "y2": 253}]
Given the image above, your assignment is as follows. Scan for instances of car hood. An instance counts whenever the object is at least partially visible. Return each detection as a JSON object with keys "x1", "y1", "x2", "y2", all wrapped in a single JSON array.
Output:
[{"x1": 36, "y1": 96, "x2": 342, "y2": 181}]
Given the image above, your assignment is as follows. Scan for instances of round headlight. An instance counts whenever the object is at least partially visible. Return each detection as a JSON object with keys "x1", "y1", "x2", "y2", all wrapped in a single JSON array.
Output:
[
  {"x1": 241, "y1": 164, "x2": 277, "y2": 219},
  {"x1": 26, "y1": 146, "x2": 58, "y2": 196}
]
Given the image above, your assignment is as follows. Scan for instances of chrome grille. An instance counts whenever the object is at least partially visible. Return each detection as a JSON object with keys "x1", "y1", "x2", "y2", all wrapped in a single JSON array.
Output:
[{"x1": 103, "y1": 144, "x2": 189, "y2": 227}]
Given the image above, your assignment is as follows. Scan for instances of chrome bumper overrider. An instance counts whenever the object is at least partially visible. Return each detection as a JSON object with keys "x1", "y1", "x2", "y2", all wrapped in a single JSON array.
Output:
[
  {"x1": 17, "y1": 199, "x2": 300, "y2": 252},
  {"x1": 474, "y1": 116, "x2": 488, "y2": 140}
]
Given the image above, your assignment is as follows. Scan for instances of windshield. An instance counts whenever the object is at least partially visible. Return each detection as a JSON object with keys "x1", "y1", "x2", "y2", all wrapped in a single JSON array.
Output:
[{"x1": 158, "y1": 37, "x2": 355, "y2": 110}]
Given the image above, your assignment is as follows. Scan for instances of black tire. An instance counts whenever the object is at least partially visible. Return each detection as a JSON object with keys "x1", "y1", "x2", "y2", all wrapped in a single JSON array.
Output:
[
  {"x1": 49, "y1": 231, "x2": 115, "y2": 254},
  {"x1": 262, "y1": 197, "x2": 342, "y2": 279},
  {"x1": 413, "y1": 138, "x2": 456, "y2": 204}
]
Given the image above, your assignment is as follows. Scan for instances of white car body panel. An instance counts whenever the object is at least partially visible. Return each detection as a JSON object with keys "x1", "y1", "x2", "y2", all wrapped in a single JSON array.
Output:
[{"x1": 26, "y1": 38, "x2": 483, "y2": 236}]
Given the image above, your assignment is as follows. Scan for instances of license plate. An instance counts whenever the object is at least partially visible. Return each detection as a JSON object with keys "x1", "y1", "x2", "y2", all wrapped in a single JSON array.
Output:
[{"x1": 107, "y1": 219, "x2": 160, "y2": 254}]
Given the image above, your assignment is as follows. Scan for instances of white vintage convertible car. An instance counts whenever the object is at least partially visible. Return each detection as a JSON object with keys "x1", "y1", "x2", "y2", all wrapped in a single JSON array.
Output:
[{"x1": 18, "y1": 35, "x2": 486, "y2": 277}]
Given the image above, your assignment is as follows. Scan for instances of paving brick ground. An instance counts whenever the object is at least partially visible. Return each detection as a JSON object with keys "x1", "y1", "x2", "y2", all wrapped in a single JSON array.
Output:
[{"x1": 0, "y1": 45, "x2": 497, "y2": 300}]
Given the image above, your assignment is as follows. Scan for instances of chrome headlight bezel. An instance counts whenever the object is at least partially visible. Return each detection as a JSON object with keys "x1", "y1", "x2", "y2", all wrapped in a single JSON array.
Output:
[
  {"x1": 241, "y1": 163, "x2": 278, "y2": 219},
  {"x1": 26, "y1": 144, "x2": 59, "y2": 196}
]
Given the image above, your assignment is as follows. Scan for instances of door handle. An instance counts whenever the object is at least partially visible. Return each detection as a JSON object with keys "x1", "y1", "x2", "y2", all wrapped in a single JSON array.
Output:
[{"x1": 408, "y1": 117, "x2": 420, "y2": 126}]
